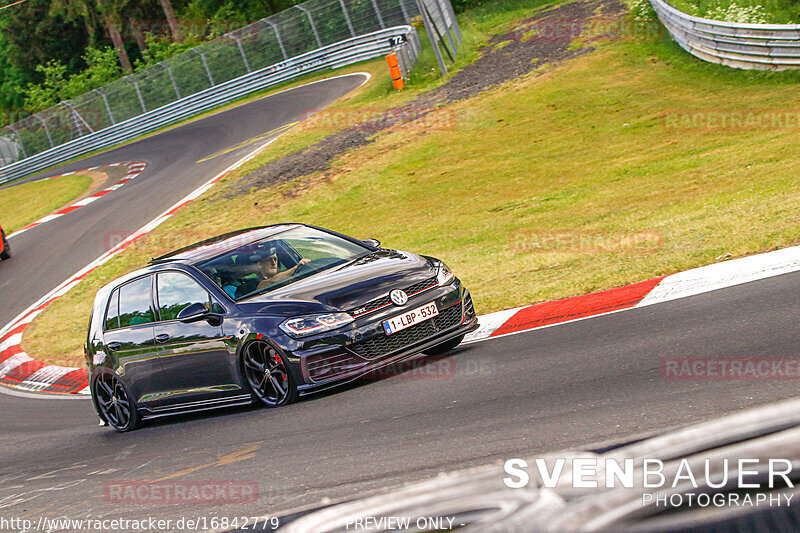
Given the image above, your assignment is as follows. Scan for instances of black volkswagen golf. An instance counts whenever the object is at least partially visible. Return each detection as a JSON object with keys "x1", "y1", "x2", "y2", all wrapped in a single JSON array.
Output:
[{"x1": 86, "y1": 224, "x2": 478, "y2": 431}]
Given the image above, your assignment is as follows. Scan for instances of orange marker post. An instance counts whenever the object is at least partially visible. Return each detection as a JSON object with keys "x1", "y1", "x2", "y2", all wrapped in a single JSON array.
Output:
[{"x1": 386, "y1": 53, "x2": 404, "y2": 91}]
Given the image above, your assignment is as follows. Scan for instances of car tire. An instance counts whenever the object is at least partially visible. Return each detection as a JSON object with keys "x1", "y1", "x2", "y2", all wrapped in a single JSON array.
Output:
[
  {"x1": 423, "y1": 334, "x2": 465, "y2": 356},
  {"x1": 242, "y1": 339, "x2": 298, "y2": 407},
  {"x1": 0, "y1": 231, "x2": 9, "y2": 260},
  {"x1": 92, "y1": 372, "x2": 142, "y2": 432}
]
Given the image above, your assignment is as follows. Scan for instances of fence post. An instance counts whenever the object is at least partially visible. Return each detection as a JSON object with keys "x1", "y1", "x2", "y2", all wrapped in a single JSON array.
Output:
[
  {"x1": 402, "y1": 43, "x2": 414, "y2": 76},
  {"x1": 0, "y1": 134, "x2": 15, "y2": 164},
  {"x1": 295, "y1": 5, "x2": 323, "y2": 48},
  {"x1": 7, "y1": 126, "x2": 26, "y2": 159},
  {"x1": 191, "y1": 48, "x2": 216, "y2": 87},
  {"x1": 407, "y1": 25, "x2": 421, "y2": 56},
  {"x1": 398, "y1": 0, "x2": 411, "y2": 24},
  {"x1": 93, "y1": 88, "x2": 115, "y2": 125},
  {"x1": 415, "y1": 0, "x2": 446, "y2": 74},
  {"x1": 441, "y1": 0, "x2": 461, "y2": 44},
  {"x1": 33, "y1": 114, "x2": 54, "y2": 148},
  {"x1": 432, "y1": 0, "x2": 457, "y2": 56},
  {"x1": 395, "y1": 46, "x2": 407, "y2": 78},
  {"x1": 338, "y1": 0, "x2": 356, "y2": 37},
  {"x1": 126, "y1": 76, "x2": 147, "y2": 114},
  {"x1": 227, "y1": 33, "x2": 252, "y2": 73},
  {"x1": 265, "y1": 19, "x2": 289, "y2": 60},
  {"x1": 160, "y1": 62, "x2": 181, "y2": 100},
  {"x1": 371, "y1": 0, "x2": 386, "y2": 28},
  {"x1": 60, "y1": 102, "x2": 94, "y2": 137}
]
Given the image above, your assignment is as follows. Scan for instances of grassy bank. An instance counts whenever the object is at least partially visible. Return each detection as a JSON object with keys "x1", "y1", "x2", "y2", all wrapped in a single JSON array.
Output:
[
  {"x1": 0, "y1": 174, "x2": 92, "y2": 233},
  {"x1": 666, "y1": 0, "x2": 798, "y2": 24},
  {"x1": 23, "y1": 3, "x2": 800, "y2": 366}
]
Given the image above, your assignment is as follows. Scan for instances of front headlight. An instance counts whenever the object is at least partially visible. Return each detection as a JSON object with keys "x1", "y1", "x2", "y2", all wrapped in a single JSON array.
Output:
[
  {"x1": 279, "y1": 313, "x2": 354, "y2": 338},
  {"x1": 436, "y1": 261, "x2": 455, "y2": 285}
]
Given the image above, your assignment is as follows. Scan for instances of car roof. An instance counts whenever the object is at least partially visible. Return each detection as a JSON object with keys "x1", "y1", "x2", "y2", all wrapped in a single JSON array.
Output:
[{"x1": 148, "y1": 224, "x2": 302, "y2": 265}]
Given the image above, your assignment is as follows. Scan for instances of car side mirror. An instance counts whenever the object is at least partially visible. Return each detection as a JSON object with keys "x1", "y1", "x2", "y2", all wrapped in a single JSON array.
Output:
[
  {"x1": 362, "y1": 238, "x2": 381, "y2": 248},
  {"x1": 177, "y1": 302, "x2": 209, "y2": 322}
]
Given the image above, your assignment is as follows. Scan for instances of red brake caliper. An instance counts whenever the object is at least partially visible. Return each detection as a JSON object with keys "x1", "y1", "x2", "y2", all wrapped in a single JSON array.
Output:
[{"x1": 275, "y1": 354, "x2": 287, "y2": 380}]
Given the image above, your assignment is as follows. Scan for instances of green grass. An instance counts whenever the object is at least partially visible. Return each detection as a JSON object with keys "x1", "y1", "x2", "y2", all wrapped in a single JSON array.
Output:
[
  {"x1": 23, "y1": 4, "x2": 800, "y2": 367},
  {"x1": 668, "y1": 0, "x2": 799, "y2": 23},
  {"x1": 0, "y1": 174, "x2": 92, "y2": 233}
]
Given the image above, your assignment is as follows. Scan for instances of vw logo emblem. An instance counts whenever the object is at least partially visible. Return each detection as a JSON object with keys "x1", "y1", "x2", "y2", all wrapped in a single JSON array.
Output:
[{"x1": 390, "y1": 289, "x2": 408, "y2": 306}]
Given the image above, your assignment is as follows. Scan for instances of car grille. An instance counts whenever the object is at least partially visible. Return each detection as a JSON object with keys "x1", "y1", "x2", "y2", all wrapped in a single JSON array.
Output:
[
  {"x1": 349, "y1": 276, "x2": 438, "y2": 317},
  {"x1": 306, "y1": 352, "x2": 368, "y2": 382},
  {"x1": 349, "y1": 303, "x2": 464, "y2": 360}
]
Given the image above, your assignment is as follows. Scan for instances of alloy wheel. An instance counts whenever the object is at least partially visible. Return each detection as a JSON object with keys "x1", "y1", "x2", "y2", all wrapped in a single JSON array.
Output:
[
  {"x1": 93, "y1": 373, "x2": 136, "y2": 431},
  {"x1": 243, "y1": 340, "x2": 294, "y2": 407}
]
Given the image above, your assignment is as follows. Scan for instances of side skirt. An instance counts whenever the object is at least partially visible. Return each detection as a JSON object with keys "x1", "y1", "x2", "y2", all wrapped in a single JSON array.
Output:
[{"x1": 138, "y1": 394, "x2": 253, "y2": 420}]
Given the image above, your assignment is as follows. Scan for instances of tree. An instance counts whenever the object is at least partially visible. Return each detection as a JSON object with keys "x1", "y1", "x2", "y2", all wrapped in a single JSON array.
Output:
[
  {"x1": 23, "y1": 46, "x2": 123, "y2": 111},
  {"x1": 48, "y1": 0, "x2": 135, "y2": 72},
  {"x1": 0, "y1": 0, "x2": 91, "y2": 84},
  {"x1": 0, "y1": 35, "x2": 26, "y2": 114},
  {"x1": 158, "y1": 0, "x2": 183, "y2": 42}
]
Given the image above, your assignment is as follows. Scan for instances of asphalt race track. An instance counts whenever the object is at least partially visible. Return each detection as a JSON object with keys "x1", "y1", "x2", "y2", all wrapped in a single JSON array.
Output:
[
  {"x1": 1, "y1": 74, "x2": 799, "y2": 528},
  {"x1": 1, "y1": 269, "x2": 800, "y2": 523}
]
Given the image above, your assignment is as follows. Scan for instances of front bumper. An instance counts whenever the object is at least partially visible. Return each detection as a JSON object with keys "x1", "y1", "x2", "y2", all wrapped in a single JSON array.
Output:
[{"x1": 293, "y1": 283, "x2": 478, "y2": 395}]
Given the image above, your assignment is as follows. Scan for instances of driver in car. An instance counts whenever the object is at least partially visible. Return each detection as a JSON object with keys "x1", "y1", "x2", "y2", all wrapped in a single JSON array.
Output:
[{"x1": 256, "y1": 251, "x2": 310, "y2": 290}]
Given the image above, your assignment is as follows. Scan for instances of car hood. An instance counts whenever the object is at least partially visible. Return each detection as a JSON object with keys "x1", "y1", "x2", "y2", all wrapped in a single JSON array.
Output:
[{"x1": 236, "y1": 249, "x2": 438, "y2": 316}]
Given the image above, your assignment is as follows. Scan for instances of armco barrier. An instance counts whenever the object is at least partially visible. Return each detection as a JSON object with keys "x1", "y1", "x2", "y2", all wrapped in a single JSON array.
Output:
[
  {"x1": 650, "y1": 0, "x2": 800, "y2": 70},
  {"x1": 0, "y1": 26, "x2": 418, "y2": 184}
]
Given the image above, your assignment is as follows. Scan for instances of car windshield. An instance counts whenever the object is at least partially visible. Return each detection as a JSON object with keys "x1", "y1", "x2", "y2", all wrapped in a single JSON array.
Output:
[{"x1": 195, "y1": 226, "x2": 369, "y2": 301}]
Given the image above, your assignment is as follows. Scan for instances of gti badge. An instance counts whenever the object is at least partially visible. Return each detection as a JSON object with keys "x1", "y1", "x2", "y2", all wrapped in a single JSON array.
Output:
[{"x1": 390, "y1": 289, "x2": 408, "y2": 306}]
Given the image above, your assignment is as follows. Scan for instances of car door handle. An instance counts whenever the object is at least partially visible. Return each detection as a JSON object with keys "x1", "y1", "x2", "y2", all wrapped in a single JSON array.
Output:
[
  {"x1": 155, "y1": 333, "x2": 171, "y2": 343},
  {"x1": 107, "y1": 342, "x2": 122, "y2": 351}
]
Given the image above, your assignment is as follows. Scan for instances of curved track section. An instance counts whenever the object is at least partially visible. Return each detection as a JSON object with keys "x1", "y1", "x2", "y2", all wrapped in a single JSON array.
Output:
[
  {"x1": 1, "y1": 71, "x2": 799, "y2": 530},
  {"x1": 0, "y1": 74, "x2": 367, "y2": 331}
]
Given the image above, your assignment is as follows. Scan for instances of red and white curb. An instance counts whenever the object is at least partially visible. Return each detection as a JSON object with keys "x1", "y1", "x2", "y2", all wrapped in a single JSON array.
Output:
[
  {"x1": 8, "y1": 161, "x2": 147, "y2": 239},
  {"x1": 4, "y1": 242, "x2": 800, "y2": 395},
  {"x1": 465, "y1": 245, "x2": 800, "y2": 342}
]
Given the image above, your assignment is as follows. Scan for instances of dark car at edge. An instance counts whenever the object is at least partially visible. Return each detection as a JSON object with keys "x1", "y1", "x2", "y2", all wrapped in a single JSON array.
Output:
[
  {"x1": 85, "y1": 224, "x2": 478, "y2": 431},
  {"x1": 0, "y1": 224, "x2": 9, "y2": 261}
]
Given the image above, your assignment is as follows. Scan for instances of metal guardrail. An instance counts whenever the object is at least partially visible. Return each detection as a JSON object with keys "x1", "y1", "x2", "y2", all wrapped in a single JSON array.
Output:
[
  {"x1": 650, "y1": 0, "x2": 800, "y2": 70},
  {"x1": 0, "y1": 26, "x2": 419, "y2": 184}
]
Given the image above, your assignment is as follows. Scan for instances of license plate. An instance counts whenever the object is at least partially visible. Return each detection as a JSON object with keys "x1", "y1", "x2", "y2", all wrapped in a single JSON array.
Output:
[{"x1": 383, "y1": 302, "x2": 439, "y2": 335}]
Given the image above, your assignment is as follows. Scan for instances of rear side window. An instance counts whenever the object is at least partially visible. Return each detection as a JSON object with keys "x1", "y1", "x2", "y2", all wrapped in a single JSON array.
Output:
[
  {"x1": 104, "y1": 289, "x2": 120, "y2": 331},
  {"x1": 156, "y1": 272, "x2": 211, "y2": 321},
  {"x1": 118, "y1": 276, "x2": 154, "y2": 328}
]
